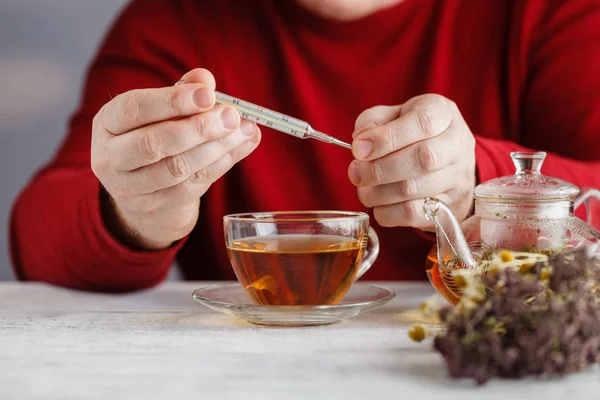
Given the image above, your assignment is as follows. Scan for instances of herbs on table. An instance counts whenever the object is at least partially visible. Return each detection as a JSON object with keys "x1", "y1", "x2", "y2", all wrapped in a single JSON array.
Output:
[{"x1": 410, "y1": 248, "x2": 600, "y2": 385}]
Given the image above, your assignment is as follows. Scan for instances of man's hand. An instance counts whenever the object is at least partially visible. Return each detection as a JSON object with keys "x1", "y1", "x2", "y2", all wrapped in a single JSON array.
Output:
[
  {"x1": 91, "y1": 68, "x2": 261, "y2": 250},
  {"x1": 348, "y1": 94, "x2": 476, "y2": 229}
]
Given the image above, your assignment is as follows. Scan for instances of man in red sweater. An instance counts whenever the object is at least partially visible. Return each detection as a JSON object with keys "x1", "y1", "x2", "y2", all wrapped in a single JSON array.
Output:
[{"x1": 9, "y1": 0, "x2": 600, "y2": 291}]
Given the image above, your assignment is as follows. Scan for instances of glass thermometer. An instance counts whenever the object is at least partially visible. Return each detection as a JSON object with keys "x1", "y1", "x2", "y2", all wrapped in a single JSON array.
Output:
[{"x1": 214, "y1": 91, "x2": 351, "y2": 150}]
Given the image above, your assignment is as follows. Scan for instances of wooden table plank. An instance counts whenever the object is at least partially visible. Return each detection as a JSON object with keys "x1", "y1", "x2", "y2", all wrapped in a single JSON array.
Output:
[{"x1": 1, "y1": 282, "x2": 599, "y2": 399}]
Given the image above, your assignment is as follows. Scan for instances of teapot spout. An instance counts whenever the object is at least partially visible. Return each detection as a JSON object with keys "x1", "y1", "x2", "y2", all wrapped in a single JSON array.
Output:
[{"x1": 423, "y1": 197, "x2": 477, "y2": 270}]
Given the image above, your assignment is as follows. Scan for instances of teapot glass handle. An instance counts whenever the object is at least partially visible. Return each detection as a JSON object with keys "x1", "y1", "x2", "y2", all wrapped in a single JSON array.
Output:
[
  {"x1": 355, "y1": 227, "x2": 379, "y2": 281},
  {"x1": 574, "y1": 188, "x2": 600, "y2": 230}
]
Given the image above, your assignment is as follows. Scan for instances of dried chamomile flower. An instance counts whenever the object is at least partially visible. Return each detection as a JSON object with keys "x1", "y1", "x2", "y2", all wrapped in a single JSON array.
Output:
[
  {"x1": 499, "y1": 250, "x2": 513, "y2": 263},
  {"x1": 485, "y1": 250, "x2": 548, "y2": 274},
  {"x1": 451, "y1": 268, "x2": 478, "y2": 286},
  {"x1": 408, "y1": 324, "x2": 428, "y2": 342},
  {"x1": 540, "y1": 266, "x2": 553, "y2": 281},
  {"x1": 453, "y1": 273, "x2": 469, "y2": 290},
  {"x1": 452, "y1": 269, "x2": 485, "y2": 305},
  {"x1": 419, "y1": 295, "x2": 441, "y2": 317},
  {"x1": 518, "y1": 262, "x2": 536, "y2": 275}
]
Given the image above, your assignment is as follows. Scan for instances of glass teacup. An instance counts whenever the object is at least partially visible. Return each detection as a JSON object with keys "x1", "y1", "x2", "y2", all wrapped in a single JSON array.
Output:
[{"x1": 223, "y1": 211, "x2": 379, "y2": 306}]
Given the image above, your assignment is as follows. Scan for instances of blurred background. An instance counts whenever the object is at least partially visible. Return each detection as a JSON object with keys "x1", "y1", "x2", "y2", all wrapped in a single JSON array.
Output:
[{"x1": 0, "y1": 0, "x2": 129, "y2": 280}]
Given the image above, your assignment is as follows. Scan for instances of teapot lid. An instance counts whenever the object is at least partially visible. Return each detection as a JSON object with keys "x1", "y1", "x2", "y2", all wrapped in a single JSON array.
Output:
[{"x1": 474, "y1": 151, "x2": 580, "y2": 201}]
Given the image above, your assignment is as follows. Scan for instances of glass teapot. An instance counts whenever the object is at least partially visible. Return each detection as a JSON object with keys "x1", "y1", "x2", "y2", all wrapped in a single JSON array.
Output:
[{"x1": 423, "y1": 151, "x2": 600, "y2": 304}]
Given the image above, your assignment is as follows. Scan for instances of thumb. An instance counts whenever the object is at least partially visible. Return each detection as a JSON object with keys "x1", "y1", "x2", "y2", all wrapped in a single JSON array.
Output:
[
  {"x1": 175, "y1": 68, "x2": 217, "y2": 91},
  {"x1": 353, "y1": 104, "x2": 402, "y2": 139}
]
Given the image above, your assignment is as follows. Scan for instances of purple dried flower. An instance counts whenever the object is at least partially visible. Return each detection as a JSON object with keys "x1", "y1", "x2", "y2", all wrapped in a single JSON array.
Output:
[{"x1": 431, "y1": 248, "x2": 600, "y2": 384}]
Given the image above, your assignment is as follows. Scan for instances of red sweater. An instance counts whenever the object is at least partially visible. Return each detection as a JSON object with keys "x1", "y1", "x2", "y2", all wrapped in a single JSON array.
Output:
[{"x1": 10, "y1": 0, "x2": 600, "y2": 291}]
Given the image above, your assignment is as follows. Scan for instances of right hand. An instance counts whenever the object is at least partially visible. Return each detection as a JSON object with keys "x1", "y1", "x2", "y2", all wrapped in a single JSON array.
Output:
[{"x1": 91, "y1": 68, "x2": 261, "y2": 251}]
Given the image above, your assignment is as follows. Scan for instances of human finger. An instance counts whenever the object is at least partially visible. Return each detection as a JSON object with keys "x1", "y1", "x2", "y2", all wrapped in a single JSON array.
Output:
[
  {"x1": 353, "y1": 105, "x2": 402, "y2": 139},
  {"x1": 101, "y1": 83, "x2": 215, "y2": 135},
  {"x1": 356, "y1": 168, "x2": 456, "y2": 208},
  {"x1": 352, "y1": 99, "x2": 452, "y2": 161},
  {"x1": 176, "y1": 68, "x2": 217, "y2": 90},
  {"x1": 106, "y1": 104, "x2": 241, "y2": 171},
  {"x1": 150, "y1": 128, "x2": 262, "y2": 207},
  {"x1": 373, "y1": 192, "x2": 455, "y2": 229},
  {"x1": 348, "y1": 129, "x2": 459, "y2": 186},
  {"x1": 125, "y1": 119, "x2": 258, "y2": 193}
]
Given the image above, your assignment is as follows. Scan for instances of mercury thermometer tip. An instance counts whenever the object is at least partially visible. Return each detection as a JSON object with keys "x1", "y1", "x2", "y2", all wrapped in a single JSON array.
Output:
[
  {"x1": 310, "y1": 129, "x2": 352, "y2": 150},
  {"x1": 330, "y1": 137, "x2": 352, "y2": 149}
]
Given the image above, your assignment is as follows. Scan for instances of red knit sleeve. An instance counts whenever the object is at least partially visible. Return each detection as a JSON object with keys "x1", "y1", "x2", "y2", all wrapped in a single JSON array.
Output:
[
  {"x1": 475, "y1": 0, "x2": 600, "y2": 227},
  {"x1": 9, "y1": 0, "x2": 196, "y2": 291}
]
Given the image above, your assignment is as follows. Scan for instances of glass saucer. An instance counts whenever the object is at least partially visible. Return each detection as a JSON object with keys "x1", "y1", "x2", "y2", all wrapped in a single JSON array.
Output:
[{"x1": 191, "y1": 283, "x2": 396, "y2": 327}]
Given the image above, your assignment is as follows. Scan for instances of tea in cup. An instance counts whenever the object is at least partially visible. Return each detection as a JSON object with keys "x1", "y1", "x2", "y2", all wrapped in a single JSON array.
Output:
[{"x1": 223, "y1": 211, "x2": 379, "y2": 306}]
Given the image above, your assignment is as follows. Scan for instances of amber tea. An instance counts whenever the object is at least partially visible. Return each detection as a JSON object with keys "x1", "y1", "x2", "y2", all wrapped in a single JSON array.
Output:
[
  {"x1": 227, "y1": 234, "x2": 366, "y2": 306},
  {"x1": 425, "y1": 247, "x2": 462, "y2": 305}
]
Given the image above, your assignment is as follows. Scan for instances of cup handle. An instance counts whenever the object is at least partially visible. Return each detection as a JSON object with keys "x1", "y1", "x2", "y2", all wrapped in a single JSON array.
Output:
[
  {"x1": 574, "y1": 188, "x2": 600, "y2": 230},
  {"x1": 355, "y1": 227, "x2": 380, "y2": 281}
]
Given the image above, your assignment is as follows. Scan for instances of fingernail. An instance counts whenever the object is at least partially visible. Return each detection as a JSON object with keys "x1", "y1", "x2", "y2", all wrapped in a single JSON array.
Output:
[
  {"x1": 221, "y1": 107, "x2": 239, "y2": 130},
  {"x1": 193, "y1": 88, "x2": 213, "y2": 108},
  {"x1": 240, "y1": 119, "x2": 255, "y2": 136},
  {"x1": 354, "y1": 140, "x2": 373, "y2": 159},
  {"x1": 175, "y1": 79, "x2": 186, "y2": 86},
  {"x1": 348, "y1": 161, "x2": 362, "y2": 185}
]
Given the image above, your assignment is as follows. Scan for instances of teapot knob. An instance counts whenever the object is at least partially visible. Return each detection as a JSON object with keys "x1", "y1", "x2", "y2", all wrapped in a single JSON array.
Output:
[{"x1": 511, "y1": 151, "x2": 546, "y2": 175}]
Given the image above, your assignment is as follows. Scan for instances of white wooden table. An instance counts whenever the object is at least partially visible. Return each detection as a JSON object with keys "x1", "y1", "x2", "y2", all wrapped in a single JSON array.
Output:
[{"x1": 1, "y1": 281, "x2": 599, "y2": 399}]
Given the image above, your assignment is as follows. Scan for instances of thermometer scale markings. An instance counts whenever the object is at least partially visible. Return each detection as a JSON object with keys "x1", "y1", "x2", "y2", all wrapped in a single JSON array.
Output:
[{"x1": 216, "y1": 92, "x2": 308, "y2": 139}]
